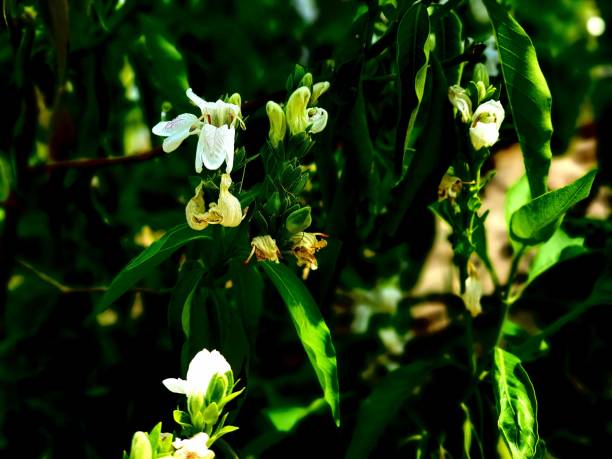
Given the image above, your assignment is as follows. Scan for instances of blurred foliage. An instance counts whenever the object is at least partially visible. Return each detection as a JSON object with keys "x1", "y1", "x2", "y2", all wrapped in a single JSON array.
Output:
[{"x1": 0, "y1": 0, "x2": 611, "y2": 458}]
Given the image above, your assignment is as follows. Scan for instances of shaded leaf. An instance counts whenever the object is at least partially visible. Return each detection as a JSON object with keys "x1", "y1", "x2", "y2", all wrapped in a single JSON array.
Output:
[
  {"x1": 346, "y1": 362, "x2": 432, "y2": 459},
  {"x1": 395, "y1": 3, "x2": 432, "y2": 180},
  {"x1": 260, "y1": 262, "x2": 340, "y2": 426},
  {"x1": 96, "y1": 224, "x2": 212, "y2": 313}
]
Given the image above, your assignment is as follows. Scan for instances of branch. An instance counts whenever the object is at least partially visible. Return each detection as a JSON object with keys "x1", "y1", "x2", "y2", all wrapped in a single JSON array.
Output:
[
  {"x1": 16, "y1": 258, "x2": 169, "y2": 296},
  {"x1": 28, "y1": 146, "x2": 165, "y2": 174}
]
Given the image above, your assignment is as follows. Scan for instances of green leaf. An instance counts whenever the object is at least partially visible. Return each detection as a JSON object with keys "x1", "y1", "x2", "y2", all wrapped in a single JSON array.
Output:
[
  {"x1": 483, "y1": 0, "x2": 553, "y2": 198},
  {"x1": 95, "y1": 224, "x2": 212, "y2": 314},
  {"x1": 395, "y1": 3, "x2": 432, "y2": 181},
  {"x1": 260, "y1": 262, "x2": 340, "y2": 426},
  {"x1": 168, "y1": 265, "x2": 205, "y2": 339},
  {"x1": 265, "y1": 398, "x2": 326, "y2": 433},
  {"x1": 509, "y1": 170, "x2": 597, "y2": 245},
  {"x1": 432, "y1": 10, "x2": 463, "y2": 86},
  {"x1": 346, "y1": 362, "x2": 432, "y2": 459},
  {"x1": 493, "y1": 348, "x2": 539, "y2": 459},
  {"x1": 527, "y1": 228, "x2": 586, "y2": 284},
  {"x1": 505, "y1": 175, "x2": 531, "y2": 253}
]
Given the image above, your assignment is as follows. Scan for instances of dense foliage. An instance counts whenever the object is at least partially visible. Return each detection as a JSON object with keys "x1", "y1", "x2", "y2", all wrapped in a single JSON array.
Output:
[{"x1": 1, "y1": 1, "x2": 611, "y2": 458}]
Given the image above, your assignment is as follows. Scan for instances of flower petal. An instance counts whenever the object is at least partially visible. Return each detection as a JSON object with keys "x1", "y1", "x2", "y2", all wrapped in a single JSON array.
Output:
[
  {"x1": 308, "y1": 107, "x2": 328, "y2": 134},
  {"x1": 162, "y1": 378, "x2": 188, "y2": 394},
  {"x1": 186, "y1": 88, "x2": 208, "y2": 113},
  {"x1": 470, "y1": 121, "x2": 500, "y2": 150},
  {"x1": 199, "y1": 125, "x2": 232, "y2": 171},
  {"x1": 162, "y1": 130, "x2": 191, "y2": 153},
  {"x1": 152, "y1": 113, "x2": 199, "y2": 137}
]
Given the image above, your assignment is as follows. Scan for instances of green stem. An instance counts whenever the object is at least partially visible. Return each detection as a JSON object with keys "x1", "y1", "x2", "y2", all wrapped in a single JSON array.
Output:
[{"x1": 493, "y1": 245, "x2": 526, "y2": 348}]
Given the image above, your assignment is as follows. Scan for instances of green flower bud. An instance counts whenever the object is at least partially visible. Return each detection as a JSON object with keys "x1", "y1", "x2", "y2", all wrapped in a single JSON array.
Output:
[
  {"x1": 475, "y1": 81, "x2": 487, "y2": 104},
  {"x1": 285, "y1": 87, "x2": 311, "y2": 135},
  {"x1": 187, "y1": 392, "x2": 206, "y2": 423},
  {"x1": 286, "y1": 206, "x2": 312, "y2": 233},
  {"x1": 266, "y1": 101, "x2": 287, "y2": 147},
  {"x1": 263, "y1": 191, "x2": 282, "y2": 216},
  {"x1": 205, "y1": 372, "x2": 230, "y2": 405},
  {"x1": 228, "y1": 92, "x2": 241, "y2": 108},
  {"x1": 299, "y1": 72, "x2": 313, "y2": 89},
  {"x1": 203, "y1": 402, "x2": 221, "y2": 426},
  {"x1": 473, "y1": 63, "x2": 489, "y2": 88},
  {"x1": 129, "y1": 432, "x2": 153, "y2": 459},
  {"x1": 311, "y1": 81, "x2": 330, "y2": 105}
]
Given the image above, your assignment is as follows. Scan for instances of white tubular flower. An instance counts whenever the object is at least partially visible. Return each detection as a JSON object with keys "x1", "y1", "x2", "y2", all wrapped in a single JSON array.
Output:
[
  {"x1": 469, "y1": 100, "x2": 505, "y2": 150},
  {"x1": 206, "y1": 173, "x2": 243, "y2": 228},
  {"x1": 152, "y1": 113, "x2": 201, "y2": 153},
  {"x1": 187, "y1": 88, "x2": 242, "y2": 174},
  {"x1": 172, "y1": 433, "x2": 215, "y2": 459},
  {"x1": 163, "y1": 348, "x2": 232, "y2": 399},
  {"x1": 185, "y1": 182, "x2": 209, "y2": 231},
  {"x1": 307, "y1": 107, "x2": 328, "y2": 134},
  {"x1": 448, "y1": 85, "x2": 473, "y2": 124},
  {"x1": 463, "y1": 275, "x2": 483, "y2": 317}
]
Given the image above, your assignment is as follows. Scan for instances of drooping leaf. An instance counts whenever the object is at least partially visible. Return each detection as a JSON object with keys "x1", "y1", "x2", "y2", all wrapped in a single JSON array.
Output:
[
  {"x1": 493, "y1": 348, "x2": 539, "y2": 459},
  {"x1": 96, "y1": 224, "x2": 212, "y2": 314},
  {"x1": 260, "y1": 262, "x2": 340, "y2": 426},
  {"x1": 483, "y1": 0, "x2": 553, "y2": 198},
  {"x1": 395, "y1": 3, "x2": 432, "y2": 180},
  {"x1": 509, "y1": 170, "x2": 597, "y2": 245},
  {"x1": 346, "y1": 362, "x2": 432, "y2": 459}
]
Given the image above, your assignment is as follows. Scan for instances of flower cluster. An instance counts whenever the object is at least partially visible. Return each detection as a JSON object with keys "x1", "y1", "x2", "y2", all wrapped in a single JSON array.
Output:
[{"x1": 126, "y1": 348, "x2": 242, "y2": 459}]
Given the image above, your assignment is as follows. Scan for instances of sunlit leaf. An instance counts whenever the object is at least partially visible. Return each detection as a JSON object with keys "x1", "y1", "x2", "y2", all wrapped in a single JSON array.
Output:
[
  {"x1": 483, "y1": 0, "x2": 553, "y2": 198},
  {"x1": 509, "y1": 170, "x2": 597, "y2": 245},
  {"x1": 260, "y1": 262, "x2": 340, "y2": 426},
  {"x1": 493, "y1": 347, "x2": 539, "y2": 459}
]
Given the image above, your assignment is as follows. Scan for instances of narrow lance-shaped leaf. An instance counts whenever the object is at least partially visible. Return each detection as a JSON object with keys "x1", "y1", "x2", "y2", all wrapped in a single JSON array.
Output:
[
  {"x1": 260, "y1": 262, "x2": 340, "y2": 426},
  {"x1": 346, "y1": 362, "x2": 432, "y2": 459},
  {"x1": 493, "y1": 348, "x2": 540, "y2": 459},
  {"x1": 95, "y1": 224, "x2": 212, "y2": 314},
  {"x1": 395, "y1": 3, "x2": 432, "y2": 181},
  {"x1": 483, "y1": 0, "x2": 552, "y2": 198},
  {"x1": 510, "y1": 169, "x2": 596, "y2": 245}
]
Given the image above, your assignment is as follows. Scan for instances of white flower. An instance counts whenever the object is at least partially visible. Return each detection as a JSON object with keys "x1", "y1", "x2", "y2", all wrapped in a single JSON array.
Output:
[
  {"x1": 448, "y1": 85, "x2": 473, "y2": 124},
  {"x1": 378, "y1": 327, "x2": 408, "y2": 356},
  {"x1": 172, "y1": 433, "x2": 215, "y2": 459},
  {"x1": 463, "y1": 275, "x2": 483, "y2": 317},
  {"x1": 469, "y1": 100, "x2": 504, "y2": 150},
  {"x1": 307, "y1": 107, "x2": 328, "y2": 133},
  {"x1": 163, "y1": 348, "x2": 231, "y2": 398},
  {"x1": 152, "y1": 89, "x2": 243, "y2": 174},
  {"x1": 350, "y1": 281, "x2": 403, "y2": 334}
]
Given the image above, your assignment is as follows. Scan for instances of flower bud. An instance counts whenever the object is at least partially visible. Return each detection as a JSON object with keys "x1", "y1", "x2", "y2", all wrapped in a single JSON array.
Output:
[
  {"x1": 475, "y1": 81, "x2": 487, "y2": 104},
  {"x1": 285, "y1": 87, "x2": 311, "y2": 135},
  {"x1": 299, "y1": 72, "x2": 313, "y2": 89},
  {"x1": 203, "y1": 402, "x2": 221, "y2": 426},
  {"x1": 266, "y1": 101, "x2": 287, "y2": 148},
  {"x1": 129, "y1": 432, "x2": 153, "y2": 459},
  {"x1": 286, "y1": 206, "x2": 312, "y2": 233},
  {"x1": 227, "y1": 92, "x2": 241, "y2": 109},
  {"x1": 448, "y1": 85, "x2": 473, "y2": 124},
  {"x1": 263, "y1": 191, "x2": 282, "y2": 216},
  {"x1": 473, "y1": 63, "x2": 489, "y2": 88},
  {"x1": 205, "y1": 373, "x2": 230, "y2": 405},
  {"x1": 311, "y1": 81, "x2": 330, "y2": 105},
  {"x1": 463, "y1": 275, "x2": 483, "y2": 317}
]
